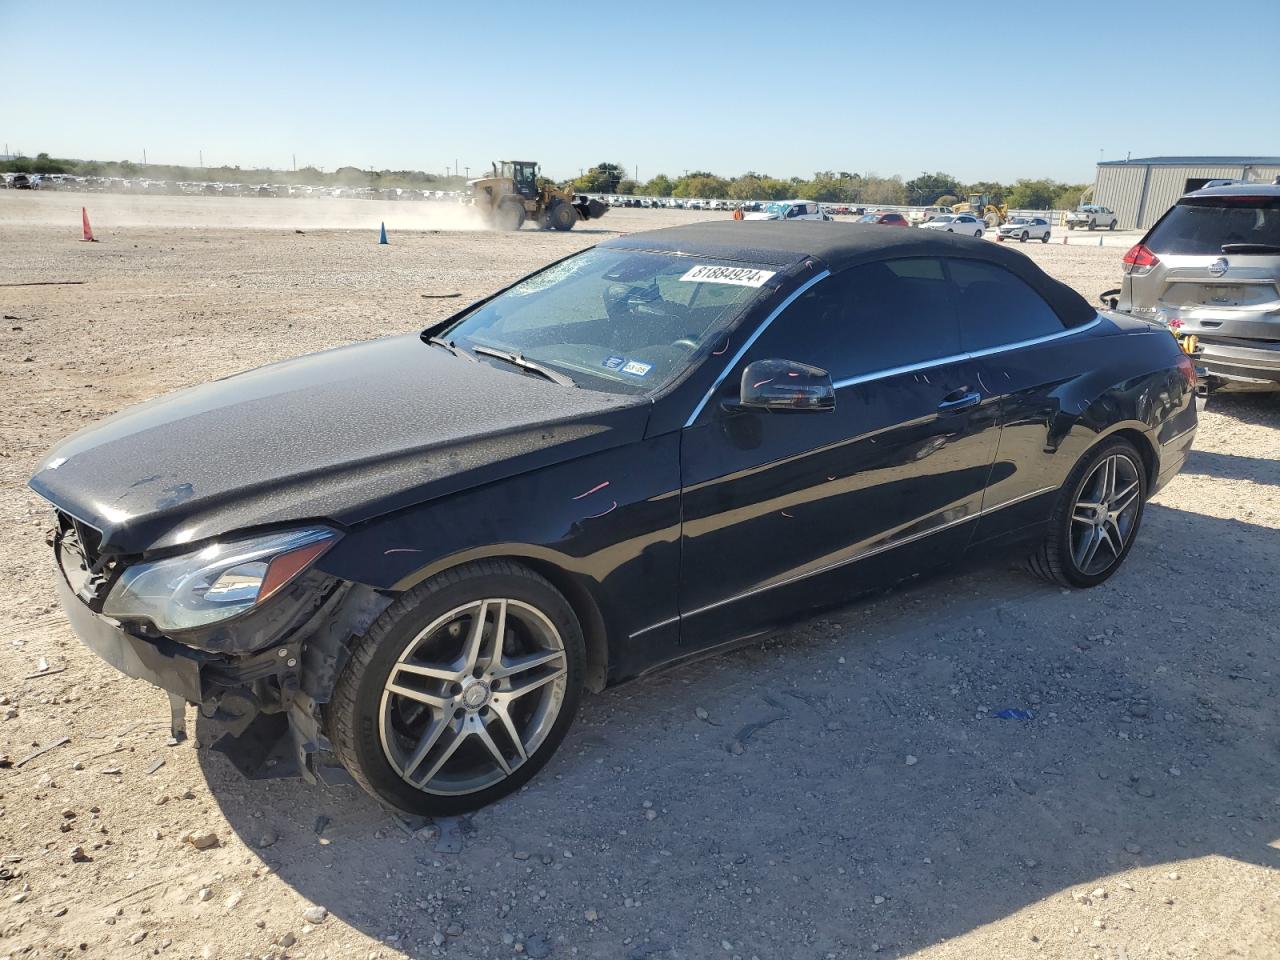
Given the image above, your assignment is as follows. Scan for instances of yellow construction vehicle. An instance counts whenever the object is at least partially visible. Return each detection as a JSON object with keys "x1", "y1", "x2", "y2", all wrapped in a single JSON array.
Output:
[
  {"x1": 468, "y1": 160, "x2": 607, "y2": 231},
  {"x1": 951, "y1": 193, "x2": 1009, "y2": 228}
]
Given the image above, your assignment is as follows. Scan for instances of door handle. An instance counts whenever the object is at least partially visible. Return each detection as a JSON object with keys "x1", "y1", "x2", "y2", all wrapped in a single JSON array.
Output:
[{"x1": 937, "y1": 389, "x2": 981, "y2": 413}]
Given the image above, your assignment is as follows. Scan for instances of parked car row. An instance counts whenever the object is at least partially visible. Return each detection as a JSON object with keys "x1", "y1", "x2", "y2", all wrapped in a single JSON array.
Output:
[{"x1": 0, "y1": 173, "x2": 469, "y2": 201}]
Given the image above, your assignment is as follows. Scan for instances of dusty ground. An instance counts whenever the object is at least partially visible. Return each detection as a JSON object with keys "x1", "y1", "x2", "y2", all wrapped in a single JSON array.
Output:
[{"x1": 1, "y1": 192, "x2": 1277, "y2": 960}]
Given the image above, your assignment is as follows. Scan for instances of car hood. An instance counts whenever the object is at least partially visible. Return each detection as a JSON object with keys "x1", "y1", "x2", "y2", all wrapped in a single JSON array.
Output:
[
  {"x1": 744, "y1": 212, "x2": 781, "y2": 221},
  {"x1": 30, "y1": 334, "x2": 649, "y2": 555}
]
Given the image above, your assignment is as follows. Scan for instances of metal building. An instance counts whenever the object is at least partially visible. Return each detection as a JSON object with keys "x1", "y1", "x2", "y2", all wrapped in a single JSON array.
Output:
[{"x1": 1093, "y1": 156, "x2": 1280, "y2": 230}]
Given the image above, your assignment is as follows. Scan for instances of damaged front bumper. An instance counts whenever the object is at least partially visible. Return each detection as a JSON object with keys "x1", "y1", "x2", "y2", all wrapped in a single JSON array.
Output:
[{"x1": 51, "y1": 530, "x2": 391, "y2": 782}]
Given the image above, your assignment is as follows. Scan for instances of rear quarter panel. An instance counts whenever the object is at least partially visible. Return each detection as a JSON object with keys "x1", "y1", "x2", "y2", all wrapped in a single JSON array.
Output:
[{"x1": 972, "y1": 316, "x2": 1195, "y2": 543}]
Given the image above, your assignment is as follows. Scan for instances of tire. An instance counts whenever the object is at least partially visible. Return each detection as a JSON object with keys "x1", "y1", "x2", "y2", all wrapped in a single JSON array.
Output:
[
  {"x1": 975, "y1": 229, "x2": 983, "y2": 239},
  {"x1": 1109, "y1": 220, "x2": 1117, "y2": 231},
  {"x1": 1026, "y1": 438, "x2": 1147, "y2": 589},
  {"x1": 327, "y1": 560, "x2": 586, "y2": 815},
  {"x1": 549, "y1": 200, "x2": 577, "y2": 231},
  {"x1": 1040, "y1": 232, "x2": 1050, "y2": 243},
  {"x1": 1087, "y1": 220, "x2": 1096, "y2": 231},
  {"x1": 1068, "y1": 223, "x2": 1076, "y2": 230},
  {"x1": 497, "y1": 201, "x2": 525, "y2": 231},
  {"x1": 946, "y1": 228, "x2": 953, "y2": 233},
  {"x1": 1019, "y1": 230, "x2": 1029, "y2": 242}
]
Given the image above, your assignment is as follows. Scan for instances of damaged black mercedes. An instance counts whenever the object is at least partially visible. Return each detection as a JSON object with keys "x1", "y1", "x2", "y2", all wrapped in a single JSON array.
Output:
[{"x1": 31, "y1": 221, "x2": 1198, "y2": 814}]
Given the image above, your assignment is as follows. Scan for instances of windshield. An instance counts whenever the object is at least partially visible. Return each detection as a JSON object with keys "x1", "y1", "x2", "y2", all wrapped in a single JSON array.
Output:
[
  {"x1": 438, "y1": 249, "x2": 777, "y2": 395},
  {"x1": 1146, "y1": 196, "x2": 1280, "y2": 255},
  {"x1": 931, "y1": 215, "x2": 955, "y2": 223},
  {"x1": 1009, "y1": 217, "x2": 1029, "y2": 224},
  {"x1": 764, "y1": 202, "x2": 791, "y2": 216}
]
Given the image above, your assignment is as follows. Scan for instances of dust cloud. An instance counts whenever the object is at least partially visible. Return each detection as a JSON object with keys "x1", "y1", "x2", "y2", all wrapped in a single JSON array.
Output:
[{"x1": 0, "y1": 191, "x2": 494, "y2": 232}]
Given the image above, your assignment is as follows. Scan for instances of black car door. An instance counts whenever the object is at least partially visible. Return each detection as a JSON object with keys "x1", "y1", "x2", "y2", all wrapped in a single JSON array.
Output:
[
  {"x1": 945, "y1": 257, "x2": 1103, "y2": 545},
  {"x1": 678, "y1": 258, "x2": 1001, "y2": 648}
]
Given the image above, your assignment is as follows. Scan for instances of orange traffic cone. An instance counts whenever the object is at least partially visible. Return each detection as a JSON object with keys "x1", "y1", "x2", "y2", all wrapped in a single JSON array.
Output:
[{"x1": 80, "y1": 207, "x2": 97, "y2": 242}]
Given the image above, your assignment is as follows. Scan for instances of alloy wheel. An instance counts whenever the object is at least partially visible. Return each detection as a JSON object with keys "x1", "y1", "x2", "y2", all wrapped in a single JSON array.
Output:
[
  {"x1": 378, "y1": 599, "x2": 568, "y2": 796},
  {"x1": 1070, "y1": 453, "x2": 1141, "y2": 576}
]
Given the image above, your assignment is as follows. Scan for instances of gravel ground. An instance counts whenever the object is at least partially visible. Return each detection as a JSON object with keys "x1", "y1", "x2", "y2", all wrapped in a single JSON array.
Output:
[{"x1": 1, "y1": 193, "x2": 1277, "y2": 960}]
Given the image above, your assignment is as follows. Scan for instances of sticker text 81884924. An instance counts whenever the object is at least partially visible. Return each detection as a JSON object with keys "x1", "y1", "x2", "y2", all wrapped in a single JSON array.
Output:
[{"x1": 678, "y1": 265, "x2": 776, "y2": 287}]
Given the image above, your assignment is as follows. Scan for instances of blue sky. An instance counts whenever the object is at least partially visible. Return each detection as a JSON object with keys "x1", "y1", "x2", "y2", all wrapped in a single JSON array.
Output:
[{"x1": 3, "y1": 0, "x2": 1277, "y2": 184}]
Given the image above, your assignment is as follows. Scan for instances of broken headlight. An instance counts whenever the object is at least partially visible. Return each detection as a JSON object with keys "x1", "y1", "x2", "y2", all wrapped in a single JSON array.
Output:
[{"x1": 102, "y1": 526, "x2": 338, "y2": 632}]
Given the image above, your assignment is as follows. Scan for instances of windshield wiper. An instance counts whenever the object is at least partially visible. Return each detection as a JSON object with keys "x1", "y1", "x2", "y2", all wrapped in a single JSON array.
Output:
[
  {"x1": 1222, "y1": 243, "x2": 1280, "y2": 255},
  {"x1": 472, "y1": 345, "x2": 576, "y2": 387},
  {"x1": 427, "y1": 336, "x2": 477, "y2": 362}
]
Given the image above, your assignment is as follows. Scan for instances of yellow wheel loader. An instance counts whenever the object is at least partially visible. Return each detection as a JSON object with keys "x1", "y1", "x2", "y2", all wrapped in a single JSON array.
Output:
[
  {"x1": 468, "y1": 161, "x2": 608, "y2": 231},
  {"x1": 951, "y1": 193, "x2": 1009, "y2": 228}
]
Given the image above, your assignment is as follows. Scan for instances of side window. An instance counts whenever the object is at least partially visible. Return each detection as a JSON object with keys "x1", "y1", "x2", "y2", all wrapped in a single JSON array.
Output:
[
  {"x1": 947, "y1": 258, "x2": 1064, "y2": 352},
  {"x1": 744, "y1": 258, "x2": 961, "y2": 381}
]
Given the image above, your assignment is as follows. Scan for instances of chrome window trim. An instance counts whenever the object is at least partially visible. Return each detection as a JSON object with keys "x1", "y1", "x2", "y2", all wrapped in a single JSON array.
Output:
[
  {"x1": 682, "y1": 269, "x2": 832, "y2": 427},
  {"x1": 833, "y1": 316, "x2": 1103, "y2": 389}
]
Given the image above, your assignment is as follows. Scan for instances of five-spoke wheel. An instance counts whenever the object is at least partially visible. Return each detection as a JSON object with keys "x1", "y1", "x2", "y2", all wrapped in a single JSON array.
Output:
[
  {"x1": 1027, "y1": 438, "x2": 1147, "y2": 588},
  {"x1": 379, "y1": 598, "x2": 567, "y2": 796},
  {"x1": 328, "y1": 561, "x2": 584, "y2": 815}
]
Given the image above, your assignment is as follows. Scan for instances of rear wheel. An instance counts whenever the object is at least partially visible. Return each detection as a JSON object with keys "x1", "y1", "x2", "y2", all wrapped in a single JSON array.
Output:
[
  {"x1": 1087, "y1": 219, "x2": 1096, "y2": 231},
  {"x1": 1040, "y1": 232, "x2": 1050, "y2": 243},
  {"x1": 327, "y1": 560, "x2": 585, "y2": 815},
  {"x1": 1026, "y1": 439, "x2": 1147, "y2": 588},
  {"x1": 1109, "y1": 219, "x2": 1117, "y2": 231}
]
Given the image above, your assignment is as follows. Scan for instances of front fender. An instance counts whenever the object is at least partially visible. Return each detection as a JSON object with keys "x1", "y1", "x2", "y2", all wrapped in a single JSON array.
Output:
[{"x1": 314, "y1": 432, "x2": 683, "y2": 681}]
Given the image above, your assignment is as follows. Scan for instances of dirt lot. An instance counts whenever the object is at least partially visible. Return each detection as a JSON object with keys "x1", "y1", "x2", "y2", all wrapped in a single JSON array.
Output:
[{"x1": 1, "y1": 192, "x2": 1277, "y2": 960}]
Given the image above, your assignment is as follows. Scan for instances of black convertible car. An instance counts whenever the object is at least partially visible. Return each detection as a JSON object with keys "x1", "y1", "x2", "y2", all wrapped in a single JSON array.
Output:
[{"x1": 31, "y1": 222, "x2": 1198, "y2": 813}]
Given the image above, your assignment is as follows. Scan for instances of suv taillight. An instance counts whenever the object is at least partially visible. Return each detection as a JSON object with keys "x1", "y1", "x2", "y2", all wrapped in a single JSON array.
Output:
[{"x1": 1122, "y1": 243, "x2": 1160, "y2": 276}]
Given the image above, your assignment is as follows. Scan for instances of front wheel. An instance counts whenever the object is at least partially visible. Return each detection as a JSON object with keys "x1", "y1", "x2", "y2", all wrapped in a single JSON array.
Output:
[
  {"x1": 1019, "y1": 230, "x2": 1029, "y2": 242},
  {"x1": 1109, "y1": 220, "x2": 1117, "y2": 231},
  {"x1": 549, "y1": 200, "x2": 577, "y2": 231},
  {"x1": 1041, "y1": 232, "x2": 1050, "y2": 243},
  {"x1": 327, "y1": 560, "x2": 585, "y2": 815},
  {"x1": 1026, "y1": 439, "x2": 1147, "y2": 588}
]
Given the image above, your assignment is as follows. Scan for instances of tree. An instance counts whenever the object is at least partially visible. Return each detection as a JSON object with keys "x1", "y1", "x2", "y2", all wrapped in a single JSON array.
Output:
[
  {"x1": 1052, "y1": 183, "x2": 1089, "y2": 211},
  {"x1": 965, "y1": 180, "x2": 1009, "y2": 205},
  {"x1": 1005, "y1": 178, "x2": 1060, "y2": 210},
  {"x1": 640, "y1": 174, "x2": 673, "y2": 197},
  {"x1": 860, "y1": 174, "x2": 907, "y2": 205},
  {"x1": 616, "y1": 178, "x2": 638, "y2": 195},
  {"x1": 905, "y1": 171, "x2": 962, "y2": 206},
  {"x1": 936, "y1": 194, "x2": 959, "y2": 209}
]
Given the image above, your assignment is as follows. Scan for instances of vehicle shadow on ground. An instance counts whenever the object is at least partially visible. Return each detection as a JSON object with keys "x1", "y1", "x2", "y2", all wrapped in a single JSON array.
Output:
[
  {"x1": 1205, "y1": 392, "x2": 1280, "y2": 429},
  {"x1": 199, "y1": 502, "x2": 1278, "y2": 958},
  {"x1": 1183, "y1": 448, "x2": 1280, "y2": 486}
]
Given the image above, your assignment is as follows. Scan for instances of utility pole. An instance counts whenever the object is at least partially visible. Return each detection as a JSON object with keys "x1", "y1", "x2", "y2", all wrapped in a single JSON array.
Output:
[
  {"x1": 464, "y1": 165, "x2": 469, "y2": 178},
  {"x1": 143, "y1": 148, "x2": 147, "y2": 165},
  {"x1": 292, "y1": 153, "x2": 297, "y2": 171},
  {"x1": 199, "y1": 150, "x2": 203, "y2": 169}
]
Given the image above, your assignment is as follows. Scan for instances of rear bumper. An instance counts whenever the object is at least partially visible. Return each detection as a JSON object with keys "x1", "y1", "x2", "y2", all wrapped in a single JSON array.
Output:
[{"x1": 1194, "y1": 337, "x2": 1280, "y2": 387}]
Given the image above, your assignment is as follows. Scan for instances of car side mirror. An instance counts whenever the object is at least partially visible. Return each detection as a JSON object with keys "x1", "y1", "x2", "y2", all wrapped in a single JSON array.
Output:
[{"x1": 737, "y1": 359, "x2": 835, "y2": 412}]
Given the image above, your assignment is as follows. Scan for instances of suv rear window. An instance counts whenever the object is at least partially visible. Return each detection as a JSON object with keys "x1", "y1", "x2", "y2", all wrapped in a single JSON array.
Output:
[{"x1": 1145, "y1": 196, "x2": 1280, "y2": 255}]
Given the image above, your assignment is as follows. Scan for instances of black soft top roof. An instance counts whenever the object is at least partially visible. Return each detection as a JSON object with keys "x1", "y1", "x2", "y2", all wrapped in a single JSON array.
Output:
[{"x1": 602, "y1": 220, "x2": 1096, "y2": 328}]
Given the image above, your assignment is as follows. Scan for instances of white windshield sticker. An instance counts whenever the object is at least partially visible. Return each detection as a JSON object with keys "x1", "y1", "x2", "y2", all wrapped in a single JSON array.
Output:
[{"x1": 678, "y1": 265, "x2": 776, "y2": 287}]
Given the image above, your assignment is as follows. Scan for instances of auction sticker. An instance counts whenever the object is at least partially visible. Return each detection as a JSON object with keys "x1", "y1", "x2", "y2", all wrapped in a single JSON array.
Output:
[{"x1": 679, "y1": 265, "x2": 776, "y2": 287}]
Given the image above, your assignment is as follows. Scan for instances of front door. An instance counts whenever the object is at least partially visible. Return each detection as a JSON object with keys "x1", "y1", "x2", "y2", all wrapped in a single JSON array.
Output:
[{"x1": 678, "y1": 258, "x2": 1001, "y2": 648}]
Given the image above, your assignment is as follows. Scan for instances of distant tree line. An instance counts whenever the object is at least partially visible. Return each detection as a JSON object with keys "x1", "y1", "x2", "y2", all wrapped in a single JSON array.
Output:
[
  {"x1": 571, "y1": 162, "x2": 1090, "y2": 209},
  {"x1": 0, "y1": 153, "x2": 469, "y2": 191}
]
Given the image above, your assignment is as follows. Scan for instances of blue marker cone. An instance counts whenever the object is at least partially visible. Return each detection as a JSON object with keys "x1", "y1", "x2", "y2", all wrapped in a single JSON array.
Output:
[{"x1": 378, "y1": 222, "x2": 388, "y2": 245}]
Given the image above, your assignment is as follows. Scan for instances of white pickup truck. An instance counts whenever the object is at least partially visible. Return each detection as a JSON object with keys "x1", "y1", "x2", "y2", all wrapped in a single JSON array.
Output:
[
  {"x1": 908, "y1": 206, "x2": 951, "y2": 226},
  {"x1": 1065, "y1": 204, "x2": 1118, "y2": 231}
]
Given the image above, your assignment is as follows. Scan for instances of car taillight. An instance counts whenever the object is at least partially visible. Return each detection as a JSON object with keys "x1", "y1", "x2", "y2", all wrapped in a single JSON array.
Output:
[
  {"x1": 1122, "y1": 243, "x2": 1159, "y2": 276},
  {"x1": 1176, "y1": 352, "x2": 1196, "y2": 390}
]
